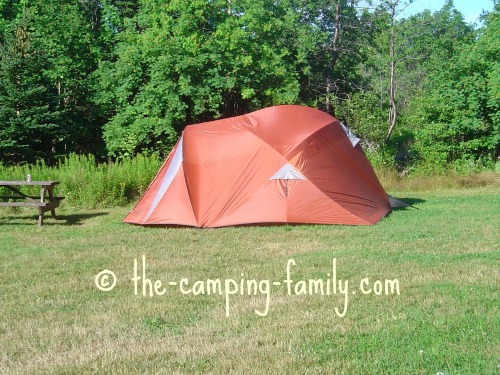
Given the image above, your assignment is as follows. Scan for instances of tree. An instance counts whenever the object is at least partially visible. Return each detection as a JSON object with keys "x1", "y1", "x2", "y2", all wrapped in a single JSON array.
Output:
[
  {"x1": 0, "y1": 0, "x2": 24, "y2": 41},
  {"x1": 365, "y1": 0, "x2": 418, "y2": 142},
  {"x1": 99, "y1": 0, "x2": 306, "y2": 157},
  {"x1": 295, "y1": 0, "x2": 365, "y2": 116},
  {"x1": 0, "y1": 0, "x2": 108, "y2": 163},
  {"x1": 30, "y1": 0, "x2": 103, "y2": 155},
  {"x1": 0, "y1": 13, "x2": 62, "y2": 164},
  {"x1": 407, "y1": 3, "x2": 500, "y2": 171}
]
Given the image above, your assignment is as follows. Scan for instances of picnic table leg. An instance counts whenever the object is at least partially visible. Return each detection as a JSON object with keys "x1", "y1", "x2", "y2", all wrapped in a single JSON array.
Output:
[
  {"x1": 38, "y1": 209, "x2": 44, "y2": 226},
  {"x1": 39, "y1": 187, "x2": 46, "y2": 226},
  {"x1": 48, "y1": 188, "x2": 56, "y2": 218}
]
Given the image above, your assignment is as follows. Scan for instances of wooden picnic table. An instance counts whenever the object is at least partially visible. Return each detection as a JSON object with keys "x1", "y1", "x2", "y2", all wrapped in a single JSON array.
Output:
[{"x1": 0, "y1": 180, "x2": 64, "y2": 226}]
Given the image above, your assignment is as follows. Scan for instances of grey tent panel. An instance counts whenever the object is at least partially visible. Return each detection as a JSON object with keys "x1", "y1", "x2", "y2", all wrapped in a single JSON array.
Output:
[{"x1": 387, "y1": 194, "x2": 410, "y2": 208}]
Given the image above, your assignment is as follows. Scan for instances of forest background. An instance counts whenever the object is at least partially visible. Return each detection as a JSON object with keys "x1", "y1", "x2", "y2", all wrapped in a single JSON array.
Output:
[{"x1": 1, "y1": 0, "x2": 499, "y2": 177}]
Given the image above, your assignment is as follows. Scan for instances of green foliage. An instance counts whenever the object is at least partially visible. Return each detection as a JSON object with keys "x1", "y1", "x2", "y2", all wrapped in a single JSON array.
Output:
[
  {"x1": 30, "y1": 0, "x2": 104, "y2": 156},
  {"x1": 0, "y1": 13, "x2": 62, "y2": 164},
  {"x1": 404, "y1": 4, "x2": 500, "y2": 174},
  {"x1": 338, "y1": 92, "x2": 387, "y2": 147},
  {"x1": 353, "y1": 0, "x2": 477, "y2": 147},
  {"x1": 100, "y1": 0, "x2": 305, "y2": 157},
  {"x1": 0, "y1": 0, "x2": 498, "y2": 175},
  {"x1": 0, "y1": 0, "x2": 105, "y2": 164},
  {"x1": 0, "y1": 153, "x2": 162, "y2": 208},
  {"x1": 364, "y1": 148, "x2": 397, "y2": 172},
  {"x1": 295, "y1": 0, "x2": 365, "y2": 115}
]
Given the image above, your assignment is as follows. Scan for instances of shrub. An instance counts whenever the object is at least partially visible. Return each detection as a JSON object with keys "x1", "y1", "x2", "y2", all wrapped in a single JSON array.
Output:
[{"x1": 0, "y1": 153, "x2": 163, "y2": 208}]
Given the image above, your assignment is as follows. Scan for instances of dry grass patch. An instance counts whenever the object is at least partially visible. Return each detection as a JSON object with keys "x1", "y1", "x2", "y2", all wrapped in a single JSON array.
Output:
[{"x1": 378, "y1": 169, "x2": 500, "y2": 193}]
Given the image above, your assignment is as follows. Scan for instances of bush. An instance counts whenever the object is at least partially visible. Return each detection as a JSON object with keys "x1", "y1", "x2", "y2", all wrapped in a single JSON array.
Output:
[{"x1": 0, "y1": 153, "x2": 163, "y2": 208}]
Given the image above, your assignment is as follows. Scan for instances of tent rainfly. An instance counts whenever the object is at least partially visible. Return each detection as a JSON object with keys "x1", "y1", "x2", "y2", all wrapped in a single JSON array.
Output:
[{"x1": 124, "y1": 105, "x2": 392, "y2": 227}]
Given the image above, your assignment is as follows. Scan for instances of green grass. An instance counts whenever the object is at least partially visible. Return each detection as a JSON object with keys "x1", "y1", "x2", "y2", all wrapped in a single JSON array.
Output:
[{"x1": 0, "y1": 185, "x2": 499, "y2": 374}]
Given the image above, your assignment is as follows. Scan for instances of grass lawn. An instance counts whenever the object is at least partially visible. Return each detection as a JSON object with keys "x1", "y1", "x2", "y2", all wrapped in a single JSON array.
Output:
[{"x1": 0, "y1": 184, "x2": 499, "y2": 374}]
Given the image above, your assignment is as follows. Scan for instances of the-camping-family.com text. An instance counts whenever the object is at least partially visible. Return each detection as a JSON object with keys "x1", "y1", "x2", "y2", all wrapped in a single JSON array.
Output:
[{"x1": 95, "y1": 256, "x2": 400, "y2": 317}]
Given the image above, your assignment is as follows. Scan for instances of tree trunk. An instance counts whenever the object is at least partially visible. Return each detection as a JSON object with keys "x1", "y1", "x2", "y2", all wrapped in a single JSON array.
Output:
[
  {"x1": 326, "y1": 0, "x2": 341, "y2": 115},
  {"x1": 325, "y1": 75, "x2": 332, "y2": 114},
  {"x1": 386, "y1": 1, "x2": 398, "y2": 142}
]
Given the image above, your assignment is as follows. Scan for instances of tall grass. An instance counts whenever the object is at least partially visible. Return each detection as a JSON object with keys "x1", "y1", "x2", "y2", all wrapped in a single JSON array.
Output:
[
  {"x1": 1, "y1": 153, "x2": 498, "y2": 209},
  {"x1": 0, "y1": 154, "x2": 163, "y2": 208},
  {"x1": 377, "y1": 168, "x2": 500, "y2": 193}
]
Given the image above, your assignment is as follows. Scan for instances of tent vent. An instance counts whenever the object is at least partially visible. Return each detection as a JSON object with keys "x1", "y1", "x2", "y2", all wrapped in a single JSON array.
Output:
[
  {"x1": 269, "y1": 163, "x2": 305, "y2": 180},
  {"x1": 341, "y1": 123, "x2": 361, "y2": 147}
]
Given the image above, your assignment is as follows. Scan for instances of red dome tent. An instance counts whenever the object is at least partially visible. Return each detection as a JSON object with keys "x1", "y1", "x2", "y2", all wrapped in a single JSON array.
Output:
[{"x1": 124, "y1": 105, "x2": 391, "y2": 227}]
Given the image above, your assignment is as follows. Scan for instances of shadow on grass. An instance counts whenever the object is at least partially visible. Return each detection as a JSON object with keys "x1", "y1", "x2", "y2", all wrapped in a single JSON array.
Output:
[
  {"x1": 0, "y1": 211, "x2": 109, "y2": 226},
  {"x1": 390, "y1": 197, "x2": 426, "y2": 210},
  {"x1": 53, "y1": 212, "x2": 110, "y2": 225}
]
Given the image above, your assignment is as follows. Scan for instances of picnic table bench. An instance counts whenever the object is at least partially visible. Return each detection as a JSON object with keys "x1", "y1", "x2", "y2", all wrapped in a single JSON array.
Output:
[{"x1": 0, "y1": 180, "x2": 64, "y2": 226}]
